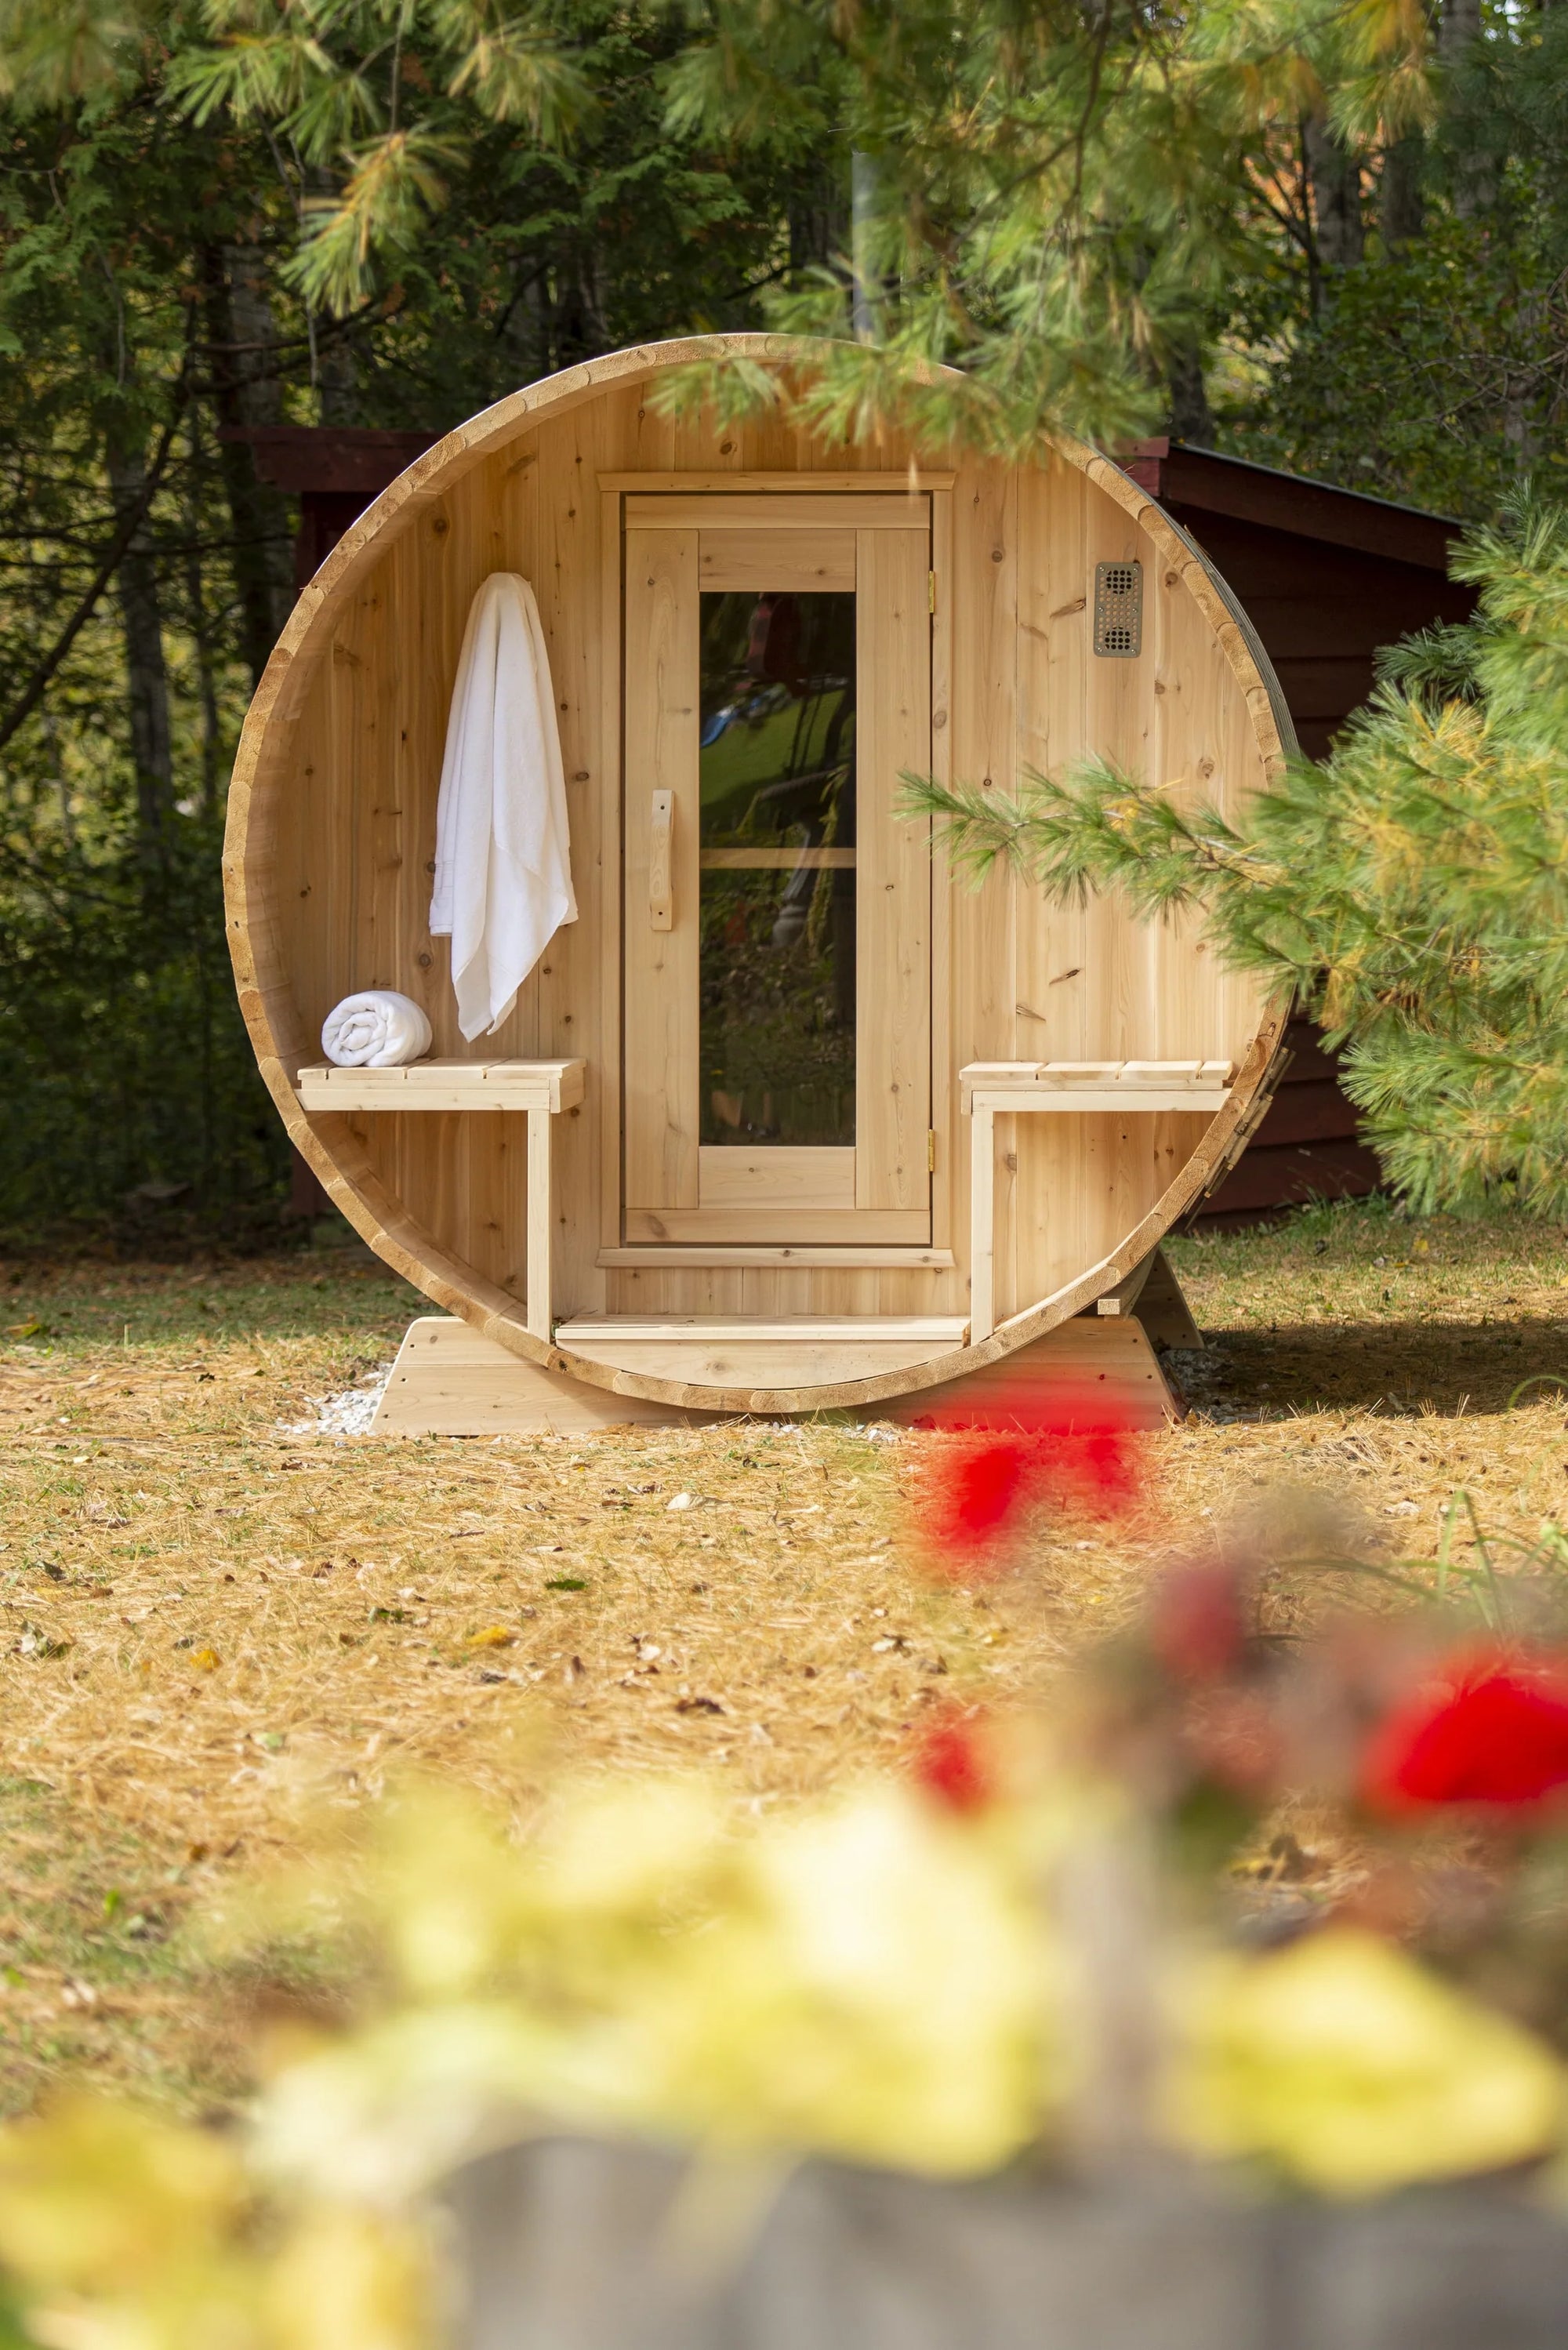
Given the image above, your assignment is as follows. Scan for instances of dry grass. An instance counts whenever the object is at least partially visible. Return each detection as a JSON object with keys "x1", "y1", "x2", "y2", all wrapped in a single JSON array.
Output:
[{"x1": 3, "y1": 1196, "x2": 1568, "y2": 2112}]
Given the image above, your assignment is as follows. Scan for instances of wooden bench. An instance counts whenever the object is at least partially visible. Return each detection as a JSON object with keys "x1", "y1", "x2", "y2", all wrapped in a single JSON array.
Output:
[
  {"x1": 294, "y1": 1059, "x2": 586, "y2": 1341},
  {"x1": 960, "y1": 1061, "x2": 1234, "y2": 1342}
]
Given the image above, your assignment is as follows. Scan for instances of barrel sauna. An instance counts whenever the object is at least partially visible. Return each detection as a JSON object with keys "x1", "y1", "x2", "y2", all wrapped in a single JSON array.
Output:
[{"x1": 225, "y1": 334, "x2": 1291, "y2": 1424}]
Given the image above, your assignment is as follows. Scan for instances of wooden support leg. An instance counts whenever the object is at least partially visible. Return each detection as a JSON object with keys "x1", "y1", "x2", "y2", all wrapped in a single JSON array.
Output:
[
  {"x1": 880, "y1": 1315, "x2": 1178, "y2": 1430},
  {"x1": 1132, "y1": 1246, "x2": 1204, "y2": 1351},
  {"x1": 970, "y1": 1102, "x2": 995, "y2": 1343},
  {"x1": 372, "y1": 1320, "x2": 715, "y2": 1434},
  {"x1": 526, "y1": 1106, "x2": 553, "y2": 1342}
]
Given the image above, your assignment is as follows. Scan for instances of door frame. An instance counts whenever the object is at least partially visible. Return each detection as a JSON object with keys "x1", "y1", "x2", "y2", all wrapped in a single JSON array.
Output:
[{"x1": 595, "y1": 471, "x2": 955, "y2": 1267}]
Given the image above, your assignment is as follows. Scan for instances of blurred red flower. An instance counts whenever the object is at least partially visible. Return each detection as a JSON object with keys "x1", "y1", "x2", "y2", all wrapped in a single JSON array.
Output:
[
  {"x1": 1149, "y1": 1561, "x2": 1247, "y2": 1681},
  {"x1": 915, "y1": 1384, "x2": 1142, "y2": 1570},
  {"x1": 915, "y1": 1709, "x2": 993, "y2": 1813},
  {"x1": 927, "y1": 1435, "x2": 1040, "y2": 1552},
  {"x1": 1363, "y1": 1649, "x2": 1568, "y2": 1811}
]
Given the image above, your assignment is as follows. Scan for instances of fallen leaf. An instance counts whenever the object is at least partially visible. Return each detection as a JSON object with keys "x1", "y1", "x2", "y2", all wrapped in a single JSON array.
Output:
[
  {"x1": 16, "y1": 1625, "x2": 71, "y2": 1660},
  {"x1": 677, "y1": 1694, "x2": 724, "y2": 1716},
  {"x1": 468, "y1": 1625, "x2": 516, "y2": 1649},
  {"x1": 666, "y1": 1492, "x2": 695, "y2": 1513},
  {"x1": 191, "y1": 1647, "x2": 220, "y2": 1672}
]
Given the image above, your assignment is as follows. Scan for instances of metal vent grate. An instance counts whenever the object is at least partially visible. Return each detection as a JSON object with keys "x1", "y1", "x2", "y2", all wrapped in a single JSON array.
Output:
[{"x1": 1094, "y1": 560, "x2": 1143, "y2": 657}]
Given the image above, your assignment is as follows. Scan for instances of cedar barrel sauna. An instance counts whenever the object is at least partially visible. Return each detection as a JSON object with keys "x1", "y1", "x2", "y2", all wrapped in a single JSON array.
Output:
[{"x1": 225, "y1": 335, "x2": 1294, "y2": 1432}]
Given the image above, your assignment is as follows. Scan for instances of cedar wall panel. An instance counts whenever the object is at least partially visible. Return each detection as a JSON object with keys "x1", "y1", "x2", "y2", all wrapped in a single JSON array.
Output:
[{"x1": 998, "y1": 456, "x2": 1268, "y2": 1320}]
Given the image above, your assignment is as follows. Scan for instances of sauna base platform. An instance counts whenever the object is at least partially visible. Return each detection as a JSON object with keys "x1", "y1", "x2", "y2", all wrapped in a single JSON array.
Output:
[{"x1": 370, "y1": 1313, "x2": 1182, "y2": 1437}]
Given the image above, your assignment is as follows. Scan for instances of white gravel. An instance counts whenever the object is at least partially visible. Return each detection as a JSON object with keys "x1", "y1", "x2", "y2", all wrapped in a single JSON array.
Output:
[{"x1": 278, "y1": 1367, "x2": 392, "y2": 1440}]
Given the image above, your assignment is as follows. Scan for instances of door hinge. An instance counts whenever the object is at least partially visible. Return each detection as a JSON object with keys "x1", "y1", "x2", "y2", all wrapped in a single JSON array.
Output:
[
  {"x1": 927, "y1": 570, "x2": 937, "y2": 616},
  {"x1": 927, "y1": 1128, "x2": 937, "y2": 1172}
]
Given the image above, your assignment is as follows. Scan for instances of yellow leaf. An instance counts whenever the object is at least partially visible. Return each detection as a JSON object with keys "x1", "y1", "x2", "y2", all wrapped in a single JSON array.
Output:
[
  {"x1": 1165, "y1": 1927, "x2": 1566, "y2": 2196},
  {"x1": 191, "y1": 1647, "x2": 220, "y2": 1673},
  {"x1": 269, "y1": 2206, "x2": 437, "y2": 2350},
  {"x1": 467, "y1": 1626, "x2": 515, "y2": 1649},
  {"x1": 0, "y1": 2098, "x2": 246, "y2": 2293}
]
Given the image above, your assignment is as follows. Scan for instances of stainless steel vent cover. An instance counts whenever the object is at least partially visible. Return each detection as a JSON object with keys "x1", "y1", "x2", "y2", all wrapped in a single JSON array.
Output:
[{"x1": 1094, "y1": 560, "x2": 1143, "y2": 657}]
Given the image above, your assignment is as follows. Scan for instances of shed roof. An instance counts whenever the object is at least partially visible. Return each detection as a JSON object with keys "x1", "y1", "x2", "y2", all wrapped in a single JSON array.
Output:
[{"x1": 1123, "y1": 438, "x2": 1465, "y2": 572}]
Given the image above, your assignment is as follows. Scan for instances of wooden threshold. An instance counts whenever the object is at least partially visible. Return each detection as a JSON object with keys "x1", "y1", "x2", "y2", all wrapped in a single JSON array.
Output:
[
  {"x1": 556, "y1": 1310, "x2": 968, "y2": 1389},
  {"x1": 597, "y1": 1245, "x2": 956, "y2": 1268},
  {"x1": 558, "y1": 1314, "x2": 969, "y2": 1344}
]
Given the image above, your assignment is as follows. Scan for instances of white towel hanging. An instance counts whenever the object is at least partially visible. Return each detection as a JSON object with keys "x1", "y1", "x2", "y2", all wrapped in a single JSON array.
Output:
[{"x1": 430, "y1": 572, "x2": 577, "y2": 1040}]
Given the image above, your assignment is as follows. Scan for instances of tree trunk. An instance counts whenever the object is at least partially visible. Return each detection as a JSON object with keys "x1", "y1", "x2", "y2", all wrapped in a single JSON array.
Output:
[
  {"x1": 204, "y1": 239, "x2": 296, "y2": 688},
  {"x1": 104, "y1": 432, "x2": 175, "y2": 877},
  {"x1": 1439, "y1": 0, "x2": 1482, "y2": 53},
  {"x1": 1165, "y1": 340, "x2": 1216, "y2": 443},
  {"x1": 304, "y1": 173, "x2": 361, "y2": 427},
  {"x1": 1439, "y1": 0, "x2": 1490, "y2": 217},
  {"x1": 315, "y1": 321, "x2": 359, "y2": 427},
  {"x1": 789, "y1": 180, "x2": 850, "y2": 277},
  {"x1": 183, "y1": 413, "x2": 223, "y2": 819},
  {"x1": 550, "y1": 261, "x2": 608, "y2": 370},
  {"x1": 1304, "y1": 114, "x2": 1365, "y2": 276},
  {"x1": 1380, "y1": 136, "x2": 1425, "y2": 249}
]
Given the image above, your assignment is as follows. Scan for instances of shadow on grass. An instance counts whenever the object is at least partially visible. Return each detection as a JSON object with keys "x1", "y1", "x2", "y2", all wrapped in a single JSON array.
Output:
[{"x1": 1198, "y1": 1317, "x2": 1568, "y2": 1417}]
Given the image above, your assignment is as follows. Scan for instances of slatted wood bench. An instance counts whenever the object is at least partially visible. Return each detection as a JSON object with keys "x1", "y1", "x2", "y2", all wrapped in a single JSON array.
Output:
[
  {"x1": 959, "y1": 1061, "x2": 1235, "y2": 1342},
  {"x1": 294, "y1": 1059, "x2": 587, "y2": 1341}
]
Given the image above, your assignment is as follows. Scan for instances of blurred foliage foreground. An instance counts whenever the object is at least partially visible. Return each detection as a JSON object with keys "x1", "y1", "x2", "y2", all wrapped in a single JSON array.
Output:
[{"x1": 8, "y1": 1406, "x2": 1568, "y2": 2346}]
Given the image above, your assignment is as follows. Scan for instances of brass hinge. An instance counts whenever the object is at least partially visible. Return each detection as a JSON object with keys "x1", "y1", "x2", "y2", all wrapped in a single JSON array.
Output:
[
  {"x1": 927, "y1": 1128, "x2": 937, "y2": 1171},
  {"x1": 927, "y1": 570, "x2": 937, "y2": 616}
]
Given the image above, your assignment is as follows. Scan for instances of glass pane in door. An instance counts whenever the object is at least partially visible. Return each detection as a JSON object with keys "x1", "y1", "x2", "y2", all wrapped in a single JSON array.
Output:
[{"x1": 697, "y1": 590, "x2": 856, "y2": 1148}]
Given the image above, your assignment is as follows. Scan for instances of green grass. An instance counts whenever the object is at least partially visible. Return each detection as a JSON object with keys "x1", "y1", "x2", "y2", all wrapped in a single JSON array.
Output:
[
  {"x1": 0, "y1": 1243, "x2": 418, "y2": 1364},
  {"x1": 0, "y1": 1774, "x2": 240, "y2": 2118}
]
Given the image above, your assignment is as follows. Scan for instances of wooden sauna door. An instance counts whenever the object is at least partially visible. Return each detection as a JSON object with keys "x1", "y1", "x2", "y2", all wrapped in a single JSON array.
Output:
[{"x1": 621, "y1": 492, "x2": 933, "y2": 1245}]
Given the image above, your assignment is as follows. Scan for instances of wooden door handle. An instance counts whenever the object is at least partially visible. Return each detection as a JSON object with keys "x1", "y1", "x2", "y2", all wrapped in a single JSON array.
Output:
[{"x1": 649, "y1": 789, "x2": 673, "y2": 930}]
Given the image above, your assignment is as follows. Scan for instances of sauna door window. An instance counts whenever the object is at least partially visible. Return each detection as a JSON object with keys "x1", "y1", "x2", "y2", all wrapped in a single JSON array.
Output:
[{"x1": 622, "y1": 494, "x2": 933, "y2": 1244}]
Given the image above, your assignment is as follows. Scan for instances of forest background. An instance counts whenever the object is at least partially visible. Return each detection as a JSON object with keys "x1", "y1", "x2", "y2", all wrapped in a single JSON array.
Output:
[{"x1": 0, "y1": 0, "x2": 1559, "y2": 1241}]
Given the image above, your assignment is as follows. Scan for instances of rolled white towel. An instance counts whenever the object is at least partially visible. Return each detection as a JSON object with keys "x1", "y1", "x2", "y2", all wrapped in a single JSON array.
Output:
[{"x1": 321, "y1": 990, "x2": 433, "y2": 1070}]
